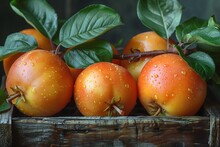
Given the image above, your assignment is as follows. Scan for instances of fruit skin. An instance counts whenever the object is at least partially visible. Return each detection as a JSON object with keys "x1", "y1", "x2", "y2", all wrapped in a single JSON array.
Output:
[
  {"x1": 121, "y1": 31, "x2": 173, "y2": 81},
  {"x1": 6, "y1": 50, "x2": 74, "y2": 117},
  {"x1": 74, "y1": 62, "x2": 137, "y2": 116},
  {"x1": 138, "y1": 54, "x2": 207, "y2": 116},
  {"x1": 3, "y1": 28, "x2": 53, "y2": 75}
]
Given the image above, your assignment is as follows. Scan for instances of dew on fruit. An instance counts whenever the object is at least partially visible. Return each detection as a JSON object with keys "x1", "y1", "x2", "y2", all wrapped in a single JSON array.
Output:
[
  {"x1": 32, "y1": 87, "x2": 36, "y2": 94},
  {"x1": 154, "y1": 74, "x2": 158, "y2": 78},
  {"x1": 171, "y1": 93, "x2": 175, "y2": 97},
  {"x1": 23, "y1": 62, "x2": 27, "y2": 65},
  {"x1": 154, "y1": 65, "x2": 158, "y2": 68},
  {"x1": 181, "y1": 71, "x2": 186, "y2": 75},
  {"x1": 124, "y1": 84, "x2": 130, "y2": 88},
  {"x1": 31, "y1": 62, "x2": 35, "y2": 66},
  {"x1": 174, "y1": 74, "x2": 178, "y2": 78},
  {"x1": 154, "y1": 95, "x2": 158, "y2": 100},
  {"x1": 188, "y1": 88, "x2": 193, "y2": 93}
]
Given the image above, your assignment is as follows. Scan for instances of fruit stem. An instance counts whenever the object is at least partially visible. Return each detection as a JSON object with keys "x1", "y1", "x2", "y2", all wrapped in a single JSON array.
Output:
[
  {"x1": 153, "y1": 107, "x2": 162, "y2": 116},
  {"x1": 6, "y1": 92, "x2": 21, "y2": 104},
  {"x1": 112, "y1": 105, "x2": 125, "y2": 116}
]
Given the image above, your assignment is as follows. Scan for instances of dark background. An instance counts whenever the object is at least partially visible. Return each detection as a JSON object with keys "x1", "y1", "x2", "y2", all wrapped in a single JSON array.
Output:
[{"x1": 0, "y1": 0, "x2": 220, "y2": 75}]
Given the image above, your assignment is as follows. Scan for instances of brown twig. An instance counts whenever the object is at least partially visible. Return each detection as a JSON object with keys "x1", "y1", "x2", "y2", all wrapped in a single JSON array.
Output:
[{"x1": 113, "y1": 48, "x2": 197, "y2": 60}]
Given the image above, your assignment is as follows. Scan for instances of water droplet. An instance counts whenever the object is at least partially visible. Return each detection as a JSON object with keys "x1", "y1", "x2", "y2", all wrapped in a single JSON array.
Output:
[
  {"x1": 187, "y1": 96, "x2": 191, "y2": 100},
  {"x1": 145, "y1": 36, "x2": 149, "y2": 39},
  {"x1": 23, "y1": 62, "x2": 27, "y2": 65},
  {"x1": 154, "y1": 65, "x2": 158, "y2": 68},
  {"x1": 171, "y1": 93, "x2": 175, "y2": 97},
  {"x1": 125, "y1": 84, "x2": 130, "y2": 88},
  {"x1": 181, "y1": 71, "x2": 186, "y2": 75},
  {"x1": 54, "y1": 91, "x2": 57, "y2": 94},
  {"x1": 154, "y1": 95, "x2": 158, "y2": 100},
  {"x1": 188, "y1": 88, "x2": 193, "y2": 93},
  {"x1": 174, "y1": 74, "x2": 178, "y2": 78},
  {"x1": 94, "y1": 101, "x2": 96, "y2": 104},
  {"x1": 165, "y1": 94, "x2": 169, "y2": 97},
  {"x1": 32, "y1": 87, "x2": 36, "y2": 93},
  {"x1": 52, "y1": 84, "x2": 55, "y2": 88},
  {"x1": 31, "y1": 62, "x2": 34, "y2": 66},
  {"x1": 154, "y1": 74, "x2": 158, "y2": 78}
]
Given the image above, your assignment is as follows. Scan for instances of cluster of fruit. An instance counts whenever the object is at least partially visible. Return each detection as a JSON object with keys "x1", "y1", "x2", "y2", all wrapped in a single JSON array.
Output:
[
  {"x1": 0, "y1": 0, "x2": 218, "y2": 117},
  {"x1": 3, "y1": 29, "x2": 206, "y2": 117}
]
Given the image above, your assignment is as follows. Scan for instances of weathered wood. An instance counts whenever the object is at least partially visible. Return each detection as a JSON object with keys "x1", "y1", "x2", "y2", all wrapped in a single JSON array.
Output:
[
  {"x1": 12, "y1": 116, "x2": 210, "y2": 146},
  {"x1": 0, "y1": 107, "x2": 13, "y2": 147}
]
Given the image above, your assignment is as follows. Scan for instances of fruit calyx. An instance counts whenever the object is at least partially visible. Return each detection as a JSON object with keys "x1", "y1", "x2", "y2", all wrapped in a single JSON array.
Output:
[
  {"x1": 7, "y1": 85, "x2": 25, "y2": 105},
  {"x1": 104, "y1": 97, "x2": 125, "y2": 116},
  {"x1": 147, "y1": 101, "x2": 165, "y2": 116}
]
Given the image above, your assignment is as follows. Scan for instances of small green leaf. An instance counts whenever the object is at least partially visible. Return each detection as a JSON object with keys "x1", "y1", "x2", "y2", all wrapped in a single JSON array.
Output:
[
  {"x1": 59, "y1": 4, "x2": 123, "y2": 48},
  {"x1": 64, "y1": 39, "x2": 113, "y2": 68},
  {"x1": 186, "y1": 52, "x2": 215, "y2": 81},
  {"x1": 137, "y1": 0, "x2": 182, "y2": 39},
  {"x1": 10, "y1": 0, "x2": 58, "y2": 39},
  {"x1": 182, "y1": 26, "x2": 220, "y2": 47},
  {"x1": 208, "y1": 16, "x2": 220, "y2": 28},
  {"x1": 0, "y1": 33, "x2": 37, "y2": 61},
  {"x1": 0, "y1": 89, "x2": 11, "y2": 113},
  {"x1": 177, "y1": 46, "x2": 215, "y2": 81},
  {"x1": 176, "y1": 17, "x2": 208, "y2": 43}
]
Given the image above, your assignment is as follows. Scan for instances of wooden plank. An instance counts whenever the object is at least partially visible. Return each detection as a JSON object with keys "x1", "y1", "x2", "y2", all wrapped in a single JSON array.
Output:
[
  {"x1": 0, "y1": 107, "x2": 13, "y2": 147},
  {"x1": 12, "y1": 116, "x2": 209, "y2": 146}
]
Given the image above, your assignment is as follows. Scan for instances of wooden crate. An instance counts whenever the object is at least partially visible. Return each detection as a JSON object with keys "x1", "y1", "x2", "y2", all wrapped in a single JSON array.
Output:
[
  {"x1": 0, "y1": 93, "x2": 220, "y2": 147},
  {"x1": 1, "y1": 71, "x2": 220, "y2": 147}
]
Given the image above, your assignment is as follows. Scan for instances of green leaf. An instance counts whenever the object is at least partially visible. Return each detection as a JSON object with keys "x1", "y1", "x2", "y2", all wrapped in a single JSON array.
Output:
[
  {"x1": 0, "y1": 33, "x2": 37, "y2": 61},
  {"x1": 208, "y1": 16, "x2": 220, "y2": 29},
  {"x1": 137, "y1": 0, "x2": 182, "y2": 39},
  {"x1": 59, "y1": 4, "x2": 123, "y2": 48},
  {"x1": 10, "y1": 0, "x2": 58, "y2": 39},
  {"x1": 0, "y1": 89, "x2": 11, "y2": 113},
  {"x1": 177, "y1": 46, "x2": 215, "y2": 81},
  {"x1": 182, "y1": 26, "x2": 220, "y2": 47},
  {"x1": 64, "y1": 39, "x2": 113, "y2": 68},
  {"x1": 176, "y1": 17, "x2": 208, "y2": 43}
]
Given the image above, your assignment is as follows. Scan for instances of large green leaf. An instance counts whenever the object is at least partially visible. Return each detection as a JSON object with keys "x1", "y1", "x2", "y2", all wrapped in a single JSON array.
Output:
[
  {"x1": 137, "y1": 0, "x2": 182, "y2": 39},
  {"x1": 64, "y1": 39, "x2": 113, "y2": 68},
  {"x1": 0, "y1": 33, "x2": 37, "y2": 61},
  {"x1": 182, "y1": 26, "x2": 220, "y2": 47},
  {"x1": 59, "y1": 4, "x2": 123, "y2": 48},
  {"x1": 10, "y1": 0, "x2": 58, "y2": 39},
  {"x1": 176, "y1": 17, "x2": 208, "y2": 43},
  {"x1": 176, "y1": 46, "x2": 215, "y2": 81}
]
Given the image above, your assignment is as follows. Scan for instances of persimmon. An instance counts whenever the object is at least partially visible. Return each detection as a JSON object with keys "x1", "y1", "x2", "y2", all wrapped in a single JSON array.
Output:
[
  {"x1": 3, "y1": 28, "x2": 53, "y2": 75},
  {"x1": 74, "y1": 62, "x2": 137, "y2": 116},
  {"x1": 6, "y1": 50, "x2": 73, "y2": 116},
  {"x1": 138, "y1": 54, "x2": 207, "y2": 116},
  {"x1": 121, "y1": 31, "x2": 174, "y2": 81}
]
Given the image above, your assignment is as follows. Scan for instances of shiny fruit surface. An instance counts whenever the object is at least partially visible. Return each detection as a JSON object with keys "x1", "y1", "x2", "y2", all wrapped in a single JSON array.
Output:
[{"x1": 138, "y1": 54, "x2": 207, "y2": 116}]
